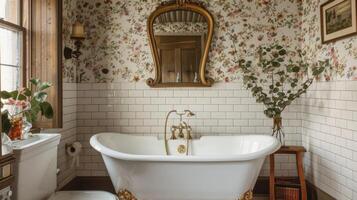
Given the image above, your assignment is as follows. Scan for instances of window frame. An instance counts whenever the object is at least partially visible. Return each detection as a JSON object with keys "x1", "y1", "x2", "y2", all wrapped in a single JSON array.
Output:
[{"x1": 0, "y1": 0, "x2": 27, "y2": 89}]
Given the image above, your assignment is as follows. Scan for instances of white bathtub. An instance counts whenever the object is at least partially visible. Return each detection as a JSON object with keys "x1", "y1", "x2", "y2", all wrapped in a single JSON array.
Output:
[{"x1": 90, "y1": 133, "x2": 280, "y2": 200}]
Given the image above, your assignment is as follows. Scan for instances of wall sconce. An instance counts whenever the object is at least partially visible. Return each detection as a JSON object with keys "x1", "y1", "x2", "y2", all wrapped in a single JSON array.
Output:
[{"x1": 64, "y1": 22, "x2": 85, "y2": 59}]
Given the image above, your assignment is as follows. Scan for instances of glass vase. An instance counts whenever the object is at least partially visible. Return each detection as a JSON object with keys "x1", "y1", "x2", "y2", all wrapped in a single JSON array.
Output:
[
  {"x1": 22, "y1": 116, "x2": 32, "y2": 139},
  {"x1": 272, "y1": 116, "x2": 285, "y2": 145},
  {"x1": 1, "y1": 132, "x2": 13, "y2": 156},
  {"x1": 9, "y1": 116, "x2": 23, "y2": 140}
]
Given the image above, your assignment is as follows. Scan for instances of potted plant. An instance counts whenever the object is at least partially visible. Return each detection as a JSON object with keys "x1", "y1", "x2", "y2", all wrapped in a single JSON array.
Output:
[
  {"x1": 239, "y1": 44, "x2": 328, "y2": 145},
  {"x1": 1, "y1": 78, "x2": 54, "y2": 140}
]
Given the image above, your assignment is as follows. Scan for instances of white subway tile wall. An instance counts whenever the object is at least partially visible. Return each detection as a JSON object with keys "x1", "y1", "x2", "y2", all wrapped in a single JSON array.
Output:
[
  {"x1": 43, "y1": 83, "x2": 77, "y2": 188},
  {"x1": 50, "y1": 79, "x2": 357, "y2": 200},
  {"x1": 301, "y1": 81, "x2": 357, "y2": 200},
  {"x1": 76, "y1": 82, "x2": 302, "y2": 177}
]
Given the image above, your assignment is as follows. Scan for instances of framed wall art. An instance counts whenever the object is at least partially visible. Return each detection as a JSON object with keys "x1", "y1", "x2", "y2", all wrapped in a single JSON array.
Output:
[{"x1": 320, "y1": 0, "x2": 357, "y2": 43}]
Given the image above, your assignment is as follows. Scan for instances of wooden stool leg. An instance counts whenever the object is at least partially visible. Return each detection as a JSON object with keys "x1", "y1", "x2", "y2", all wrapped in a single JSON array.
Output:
[
  {"x1": 296, "y1": 152, "x2": 307, "y2": 200},
  {"x1": 269, "y1": 154, "x2": 275, "y2": 200}
]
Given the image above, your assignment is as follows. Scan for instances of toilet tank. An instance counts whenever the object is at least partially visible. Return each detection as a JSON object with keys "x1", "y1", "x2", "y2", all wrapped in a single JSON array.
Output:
[{"x1": 12, "y1": 134, "x2": 61, "y2": 200}]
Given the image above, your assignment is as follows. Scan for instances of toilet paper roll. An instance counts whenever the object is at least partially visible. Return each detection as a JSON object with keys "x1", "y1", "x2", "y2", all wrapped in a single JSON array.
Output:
[{"x1": 66, "y1": 142, "x2": 82, "y2": 168}]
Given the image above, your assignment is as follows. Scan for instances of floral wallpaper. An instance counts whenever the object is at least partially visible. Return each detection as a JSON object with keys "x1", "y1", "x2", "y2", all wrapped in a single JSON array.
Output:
[
  {"x1": 62, "y1": 0, "x2": 357, "y2": 83},
  {"x1": 62, "y1": 0, "x2": 303, "y2": 83},
  {"x1": 301, "y1": 0, "x2": 357, "y2": 81},
  {"x1": 63, "y1": 0, "x2": 79, "y2": 83}
]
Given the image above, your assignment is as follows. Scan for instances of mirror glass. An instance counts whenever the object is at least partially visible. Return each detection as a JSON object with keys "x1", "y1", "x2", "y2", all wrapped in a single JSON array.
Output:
[{"x1": 153, "y1": 10, "x2": 208, "y2": 84}]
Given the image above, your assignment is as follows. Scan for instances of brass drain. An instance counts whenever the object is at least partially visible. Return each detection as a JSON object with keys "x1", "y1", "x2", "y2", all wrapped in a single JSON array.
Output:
[{"x1": 177, "y1": 145, "x2": 186, "y2": 154}]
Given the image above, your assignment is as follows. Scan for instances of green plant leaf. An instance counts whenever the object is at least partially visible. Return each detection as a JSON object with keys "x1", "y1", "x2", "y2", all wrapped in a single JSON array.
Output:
[
  {"x1": 40, "y1": 101, "x2": 54, "y2": 119},
  {"x1": 272, "y1": 62, "x2": 280, "y2": 67},
  {"x1": 34, "y1": 92, "x2": 48, "y2": 102},
  {"x1": 23, "y1": 88, "x2": 32, "y2": 97},
  {"x1": 30, "y1": 78, "x2": 40, "y2": 86},
  {"x1": 10, "y1": 91, "x2": 20, "y2": 99},
  {"x1": 39, "y1": 82, "x2": 52, "y2": 91},
  {"x1": 29, "y1": 99, "x2": 41, "y2": 122},
  {"x1": 292, "y1": 66, "x2": 300, "y2": 72},
  {"x1": 279, "y1": 49, "x2": 287, "y2": 55},
  {"x1": 1, "y1": 91, "x2": 26, "y2": 100},
  {"x1": 0, "y1": 91, "x2": 12, "y2": 99},
  {"x1": 277, "y1": 92, "x2": 285, "y2": 97}
]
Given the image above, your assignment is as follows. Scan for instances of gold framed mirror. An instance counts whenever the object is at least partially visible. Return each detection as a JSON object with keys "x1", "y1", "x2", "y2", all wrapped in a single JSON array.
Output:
[{"x1": 146, "y1": 0, "x2": 214, "y2": 87}]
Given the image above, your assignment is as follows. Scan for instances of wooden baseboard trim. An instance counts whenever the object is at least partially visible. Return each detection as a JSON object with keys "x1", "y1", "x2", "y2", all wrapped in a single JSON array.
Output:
[{"x1": 61, "y1": 176, "x2": 335, "y2": 200}]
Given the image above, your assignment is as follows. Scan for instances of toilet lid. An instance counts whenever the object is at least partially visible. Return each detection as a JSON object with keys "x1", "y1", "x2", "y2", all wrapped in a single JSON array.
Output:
[{"x1": 48, "y1": 191, "x2": 118, "y2": 200}]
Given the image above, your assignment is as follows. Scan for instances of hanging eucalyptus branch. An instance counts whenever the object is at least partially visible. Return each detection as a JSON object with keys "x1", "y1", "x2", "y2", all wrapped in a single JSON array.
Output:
[{"x1": 239, "y1": 44, "x2": 328, "y2": 118}]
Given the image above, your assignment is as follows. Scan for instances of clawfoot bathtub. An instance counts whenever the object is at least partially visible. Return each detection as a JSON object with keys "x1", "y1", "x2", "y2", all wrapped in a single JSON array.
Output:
[{"x1": 90, "y1": 133, "x2": 280, "y2": 200}]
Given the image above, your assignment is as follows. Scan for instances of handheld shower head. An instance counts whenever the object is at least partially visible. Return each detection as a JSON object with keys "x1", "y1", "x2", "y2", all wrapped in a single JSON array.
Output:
[{"x1": 174, "y1": 110, "x2": 195, "y2": 117}]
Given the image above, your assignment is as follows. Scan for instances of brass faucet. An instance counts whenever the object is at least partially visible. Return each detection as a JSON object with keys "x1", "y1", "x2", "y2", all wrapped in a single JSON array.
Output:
[
  {"x1": 171, "y1": 121, "x2": 192, "y2": 140},
  {"x1": 164, "y1": 110, "x2": 195, "y2": 155}
]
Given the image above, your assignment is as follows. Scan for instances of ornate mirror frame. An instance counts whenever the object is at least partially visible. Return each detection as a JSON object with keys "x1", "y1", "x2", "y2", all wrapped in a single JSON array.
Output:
[{"x1": 146, "y1": 0, "x2": 214, "y2": 87}]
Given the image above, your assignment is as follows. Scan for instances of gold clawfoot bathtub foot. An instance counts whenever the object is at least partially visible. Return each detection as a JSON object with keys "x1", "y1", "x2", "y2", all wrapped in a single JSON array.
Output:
[
  {"x1": 118, "y1": 189, "x2": 138, "y2": 200},
  {"x1": 238, "y1": 190, "x2": 253, "y2": 200}
]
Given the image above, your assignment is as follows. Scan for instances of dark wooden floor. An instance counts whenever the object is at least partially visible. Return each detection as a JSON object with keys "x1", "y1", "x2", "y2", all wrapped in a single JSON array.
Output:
[
  {"x1": 61, "y1": 176, "x2": 335, "y2": 200},
  {"x1": 61, "y1": 176, "x2": 115, "y2": 193}
]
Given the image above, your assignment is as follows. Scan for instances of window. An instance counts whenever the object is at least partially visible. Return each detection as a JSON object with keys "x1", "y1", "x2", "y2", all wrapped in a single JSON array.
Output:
[
  {"x1": 1, "y1": 0, "x2": 63, "y2": 128},
  {"x1": 0, "y1": 0, "x2": 24, "y2": 92},
  {"x1": 0, "y1": 0, "x2": 20, "y2": 25},
  {"x1": 0, "y1": 25, "x2": 24, "y2": 91}
]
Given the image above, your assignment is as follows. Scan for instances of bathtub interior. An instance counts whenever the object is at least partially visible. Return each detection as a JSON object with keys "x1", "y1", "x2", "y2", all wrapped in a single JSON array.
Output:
[
  {"x1": 96, "y1": 134, "x2": 164, "y2": 155},
  {"x1": 95, "y1": 133, "x2": 278, "y2": 157},
  {"x1": 192, "y1": 135, "x2": 277, "y2": 156}
]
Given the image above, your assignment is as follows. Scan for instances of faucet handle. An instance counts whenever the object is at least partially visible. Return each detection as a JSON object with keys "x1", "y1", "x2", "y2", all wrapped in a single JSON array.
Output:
[{"x1": 170, "y1": 126, "x2": 177, "y2": 140}]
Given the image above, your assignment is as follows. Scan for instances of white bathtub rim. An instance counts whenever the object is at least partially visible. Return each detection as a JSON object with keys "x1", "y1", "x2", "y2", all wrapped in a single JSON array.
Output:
[{"x1": 90, "y1": 133, "x2": 281, "y2": 162}]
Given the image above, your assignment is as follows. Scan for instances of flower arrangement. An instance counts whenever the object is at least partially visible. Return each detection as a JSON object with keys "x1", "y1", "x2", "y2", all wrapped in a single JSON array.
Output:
[
  {"x1": 239, "y1": 44, "x2": 328, "y2": 144},
  {"x1": 1, "y1": 79, "x2": 54, "y2": 140}
]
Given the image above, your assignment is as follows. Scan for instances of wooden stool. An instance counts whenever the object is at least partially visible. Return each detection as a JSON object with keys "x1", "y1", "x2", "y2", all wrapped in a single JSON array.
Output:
[{"x1": 269, "y1": 146, "x2": 307, "y2": 200}]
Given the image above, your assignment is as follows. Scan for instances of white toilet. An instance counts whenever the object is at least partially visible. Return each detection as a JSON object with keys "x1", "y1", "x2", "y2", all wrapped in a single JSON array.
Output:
[{"x1": 12, "y1": 134, "x2": 118, "y2": 200}]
